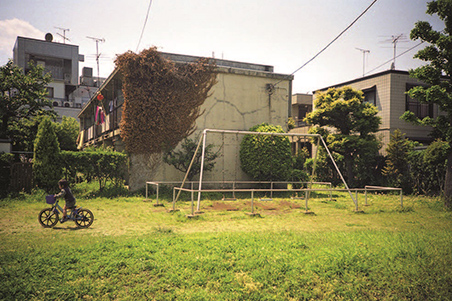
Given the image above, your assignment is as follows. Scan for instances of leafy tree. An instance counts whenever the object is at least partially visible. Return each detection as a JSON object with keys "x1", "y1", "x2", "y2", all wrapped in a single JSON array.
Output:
[
  {"x1": 33, "y1": 117, "x2": 62, "y2": 192},
  {"x1": 382, "y1": 129, "x2": 414, "y2": 192},
  {"x1": 163, "y1": 137, "x2": 219, "y2": 181},
  {"x1": 240, "y1": 123, "x2": 293, "y2": 181},
  {"x1": 0, "y1": 60, "x2": 55, "y2": 150},
  {"x1": 401, "y1": 0, "x2": 452, "y2": 208},
  {"x1": 55, "y1": 116, "x2": 79, "y2": 151},
  {"x1": 305, "y1": 86, "x2": 381, "y2": 187}
]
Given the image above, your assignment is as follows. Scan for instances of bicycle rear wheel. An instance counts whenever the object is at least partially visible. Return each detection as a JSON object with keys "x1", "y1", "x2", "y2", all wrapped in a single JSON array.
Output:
[
  {"x1": 38, "y1": 208, "x2": 59, "y2": 228},
  {"x1": 75, "y1": 209, "x2": 94, "y2": 228}
]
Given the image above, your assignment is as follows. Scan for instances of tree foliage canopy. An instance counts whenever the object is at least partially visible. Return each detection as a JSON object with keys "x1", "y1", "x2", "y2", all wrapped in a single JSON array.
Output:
[
  {"x1": 33, "y1": 117, "x2": 62, "y2": 192},
  {"x1": 115, "y1": 48, "x2": 217, "y2": 155},
  {"x1": 305, "y1": 86, "x2": 381, "y2": 186},
  {"x1": 402, "y1": 0, "x2": 452, "y2": 207},
  {"x1": 0, "y1": 60, "x2": 54, "y2": 145}
]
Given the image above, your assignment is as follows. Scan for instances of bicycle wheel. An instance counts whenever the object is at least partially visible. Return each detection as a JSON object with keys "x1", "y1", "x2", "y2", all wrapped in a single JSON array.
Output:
[
  {"x1": 38, "y1": 208, "x2": 59, "y2": 228},
  {"x1": 75, "y1": 209, "x2": 94, "y2": 228}
]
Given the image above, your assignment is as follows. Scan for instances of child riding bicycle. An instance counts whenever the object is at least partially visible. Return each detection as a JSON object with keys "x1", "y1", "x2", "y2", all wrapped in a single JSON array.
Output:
[{"x1": 54, "y1": 179, "x2": 76, "y2": 223}]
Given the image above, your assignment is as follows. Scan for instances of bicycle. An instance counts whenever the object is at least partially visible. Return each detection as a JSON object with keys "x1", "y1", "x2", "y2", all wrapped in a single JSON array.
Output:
[{"x1": 38, "y1": 195, "x2": 94, "y2": 228}]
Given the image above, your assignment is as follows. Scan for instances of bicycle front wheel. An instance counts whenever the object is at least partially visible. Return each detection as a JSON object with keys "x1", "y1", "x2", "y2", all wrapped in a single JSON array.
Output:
[
  {"x1": 75, "y1": 209, "x2": 94, "y2": 228},
  {"x1": 38, "y1": 208, "x2": 59, "y2": 228}
]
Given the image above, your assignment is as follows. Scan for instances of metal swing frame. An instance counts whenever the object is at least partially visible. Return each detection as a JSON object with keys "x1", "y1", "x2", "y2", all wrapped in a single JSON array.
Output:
[{"x1": 173, "y1": 129, "x2": 360, "y2": 212}]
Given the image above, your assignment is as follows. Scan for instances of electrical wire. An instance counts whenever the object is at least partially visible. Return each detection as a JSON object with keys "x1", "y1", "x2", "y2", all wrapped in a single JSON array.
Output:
[
  {"x1": 136, "y1": 0, "x2": 153, "y2": 53},
  {"x1": 363, "y1": 41, "x2": 424, "y2": 75},
  {"x1": 274, "y1": 0, "x2": 378, "y2": 87}
]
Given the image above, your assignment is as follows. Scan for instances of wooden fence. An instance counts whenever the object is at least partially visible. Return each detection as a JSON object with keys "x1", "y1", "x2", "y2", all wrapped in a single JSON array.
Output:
[{"x1": 9, "y1": 162, "x2": 33, "y2": 192}]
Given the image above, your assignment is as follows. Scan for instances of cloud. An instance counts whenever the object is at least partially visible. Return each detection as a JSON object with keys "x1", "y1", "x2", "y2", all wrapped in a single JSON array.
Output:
[{"x1": 0, "y1": 19, "x2": 44, "y2": 63}]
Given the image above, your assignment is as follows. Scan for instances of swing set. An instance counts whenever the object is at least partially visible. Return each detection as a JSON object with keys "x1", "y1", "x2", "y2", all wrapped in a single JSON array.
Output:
[{"x1": 146, "y1": 128, "x2": 403, "y2": 216}]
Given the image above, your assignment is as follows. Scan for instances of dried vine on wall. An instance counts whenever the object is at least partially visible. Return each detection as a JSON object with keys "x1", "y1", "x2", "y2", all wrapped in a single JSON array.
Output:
[{"x1": 115, "y1": 47, "x2": 217, "y2": 154}]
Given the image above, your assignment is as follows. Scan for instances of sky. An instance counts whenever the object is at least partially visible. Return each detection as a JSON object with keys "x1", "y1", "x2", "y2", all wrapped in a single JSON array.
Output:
[{"x1": 0, "y1": 0, "x2": 445, "y2": 94}]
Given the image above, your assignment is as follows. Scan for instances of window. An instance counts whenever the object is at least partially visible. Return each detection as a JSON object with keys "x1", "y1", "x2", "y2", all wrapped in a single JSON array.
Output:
[
  {"x1": 362, "y1": 86, "x2": 376, "y2": 106},
  {"x1": 406, "y1": 84, "x2": 433, "y2": 119},
  {"x1": 46, "y1": 87, "x2": 54, "y2": 98}
]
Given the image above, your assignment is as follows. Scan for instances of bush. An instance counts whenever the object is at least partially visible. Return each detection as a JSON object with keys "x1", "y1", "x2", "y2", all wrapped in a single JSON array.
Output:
[
  {"x1": 239, "y1": 123, "x2": 293, "y2": 181},
  {"x1": 61, "y1": 147, "x2": 128, "y2": 191}
]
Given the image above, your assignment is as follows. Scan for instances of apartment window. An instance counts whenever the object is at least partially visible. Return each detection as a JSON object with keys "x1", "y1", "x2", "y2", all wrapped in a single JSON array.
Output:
[
  {"x1": 406, "y1": 84, "x2": 433, "y2": 119},
  {"x1": 46, "y1": 87, "x2": 54, "y2": 98},
  {"x1": 362, "y1": 86, "x2": 376, "y2": 106}
]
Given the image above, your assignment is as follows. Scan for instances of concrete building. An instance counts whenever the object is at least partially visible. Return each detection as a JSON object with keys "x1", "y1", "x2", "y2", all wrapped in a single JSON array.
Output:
[
  {"x1": 291, "y1": 69, "x2": 437, "y2": 153},
  {"x1": 13, "y1": 35, "x2": 101, "y2": 121},
  {"x1": 78, "y1": 52, "x2": 293, "y2": 190}
]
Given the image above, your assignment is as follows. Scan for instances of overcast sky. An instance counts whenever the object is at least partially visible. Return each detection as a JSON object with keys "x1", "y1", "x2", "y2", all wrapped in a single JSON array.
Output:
[{"x1": 0, "y1": 0, "x2": 444, "y2": 93}]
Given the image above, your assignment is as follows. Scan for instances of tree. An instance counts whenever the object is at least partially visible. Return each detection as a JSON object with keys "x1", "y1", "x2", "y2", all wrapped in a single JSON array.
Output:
[
  {"x1": 382, "y1": 129, "x2": 413, "y2": 192},
  {"x1": 33, "y1": 117, "x2": 62, "y2": 192},
  {"x1": 55, "y1": 116, "x2": 79, "y2": 151},
  {"x1": 402, "y1": 0, "x2": 452, "y2": 208},
  {"x1": 163, "y1": 137, "x2": 219, "y2": 181},
  {"x1": 240, "y1": 123, "x2": 293, "y2": 181},
  {"x1": 305, "y1": 86, "x2": 381, "y2": 187},
  {"x1": 0, "y1": 60, "x2": 55, "y2": 150}
]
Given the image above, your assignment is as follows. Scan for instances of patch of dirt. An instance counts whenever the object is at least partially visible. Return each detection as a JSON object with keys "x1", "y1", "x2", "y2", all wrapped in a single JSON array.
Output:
[{"x1": 206, "y1": 200, "x2": 303, "y2": 214}]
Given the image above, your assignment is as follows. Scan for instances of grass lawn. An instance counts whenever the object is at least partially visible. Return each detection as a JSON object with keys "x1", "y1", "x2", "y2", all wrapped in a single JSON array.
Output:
[{"x1": 0, "y1": 185, "x2": 451, "y2": 300}]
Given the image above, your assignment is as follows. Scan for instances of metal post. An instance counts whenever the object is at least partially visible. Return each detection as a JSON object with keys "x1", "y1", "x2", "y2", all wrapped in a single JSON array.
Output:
[
  {"x1": 145, "y1": 182, "x2": 148, "y2": 200},
  {"x1": 196, "y1": 131, "x2": 208, "y2": 211},
  {"x1": 251, "y1": 190, "x2": 254, "y2": 214},
  {"x1": 319, "y1": 136, "x2": 358, "y2": 211},
  {"x1": 175, "y1": 135, "x2": 203, "y2": 204},
  {"x1": 365, "y1": 187, "x2": 368, "y2": 206},
  {"x1": 172, "y1": 188, "x2": 176, "y2": 210},
  {"x1": 400, "y1": 189, "x2": 403, "y2": 208},
  {"x1": 156, "y1": 184, "x2": 159, "y2": 205}
]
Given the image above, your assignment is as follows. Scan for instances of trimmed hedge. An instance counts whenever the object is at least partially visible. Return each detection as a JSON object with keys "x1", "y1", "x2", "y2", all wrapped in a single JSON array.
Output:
[{"x1": 61, "y1": 149, "x2": 128, "y2": 191}]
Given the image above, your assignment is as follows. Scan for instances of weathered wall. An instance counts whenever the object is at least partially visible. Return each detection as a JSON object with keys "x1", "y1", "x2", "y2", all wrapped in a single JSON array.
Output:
[{"x1": 128, "y1": 68, "x2": 292, "y2": 190}]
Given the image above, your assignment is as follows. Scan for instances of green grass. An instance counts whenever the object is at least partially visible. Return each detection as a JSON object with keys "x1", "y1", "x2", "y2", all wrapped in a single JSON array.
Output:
[{"x1": 0, "y1": 185, "x2": 451, "y2": 300}]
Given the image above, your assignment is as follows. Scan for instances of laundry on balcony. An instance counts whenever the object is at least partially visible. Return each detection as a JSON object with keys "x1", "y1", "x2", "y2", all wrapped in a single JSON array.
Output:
[{"x1": 95, "y1": 106, "x2": 105, "y2": 125}]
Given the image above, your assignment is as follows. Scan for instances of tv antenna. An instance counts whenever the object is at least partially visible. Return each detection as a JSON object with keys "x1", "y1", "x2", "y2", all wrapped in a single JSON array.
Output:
[
  {"x1": 355, "y1": 47, "x2": 370, "y2": 77},
  {"x1": 380, "y1": 34, "x2": 408, "y2": 70},
  {"x1": 55, "y1": 27, "x2": 70, "y2": 43},
  {"x1": 86, "y1": 36, "x2": 105, "y2": 87}
]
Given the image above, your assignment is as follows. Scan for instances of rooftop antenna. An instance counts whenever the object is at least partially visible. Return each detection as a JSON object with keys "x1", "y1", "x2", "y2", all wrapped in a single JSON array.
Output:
[
  {"x1": 86, "y1": 36, "x2": 105, "y2": 87},
  {"x1": 355, "y1": 47, "x2": 370, "y2": 77},
  {"x1": 55, "y1": 27, "x2": 70, "y2": 43},
  {"x1": 380, "y1": 34, "x2": 408, "y2": 70}
]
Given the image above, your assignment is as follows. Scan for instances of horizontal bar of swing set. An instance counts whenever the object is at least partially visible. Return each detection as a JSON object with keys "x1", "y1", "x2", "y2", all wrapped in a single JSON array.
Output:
[{"x1": 171, "y1": 128, "x2": 361, "y2": 211}]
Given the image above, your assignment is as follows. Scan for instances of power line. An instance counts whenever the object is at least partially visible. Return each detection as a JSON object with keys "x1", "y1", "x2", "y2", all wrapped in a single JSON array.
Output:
[
  {"x1": 136, "y1": 0, "x2": 153, "y2": 52},
  {"x1": 274, "y1": 0, "x2": 378, "y2": 87},
  {"x1": 364, "y1": 41, "x2": 424, "y2": 75}
]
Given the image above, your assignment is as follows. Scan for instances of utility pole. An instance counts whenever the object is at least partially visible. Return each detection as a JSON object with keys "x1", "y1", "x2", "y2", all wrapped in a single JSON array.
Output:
[
  {"x1": 55, "y1": 27, "x2": 70, "y2": 43},
  {"x1": 356, "y1": 47, "x2": 370, "y2": 77},
  {"x1": 86, "y1": 36, "x2": 105, "y2": 87}
]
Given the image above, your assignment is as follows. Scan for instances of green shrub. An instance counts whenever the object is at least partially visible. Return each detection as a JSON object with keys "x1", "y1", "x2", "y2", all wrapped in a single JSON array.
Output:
[
  {"x1": 239, "y1": 123, "x2": 293, "y2": 181},
  {"x1": 33, "y1": 117, "x2": 62, "y2": 192},
  {"x1": 61, "y1": 147, "x2": 128, "y2": 191}
]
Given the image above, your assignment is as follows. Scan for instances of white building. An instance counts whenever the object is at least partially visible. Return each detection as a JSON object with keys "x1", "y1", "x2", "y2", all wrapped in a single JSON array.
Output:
[{"x1": 13, "y1": 35, "x2": 102, "y2": 121}]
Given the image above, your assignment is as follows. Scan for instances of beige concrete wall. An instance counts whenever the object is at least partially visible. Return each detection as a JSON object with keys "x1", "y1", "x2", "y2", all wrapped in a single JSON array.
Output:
[{"x1": 129, "y1": 70, "x2": 292, "y2": 190}]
